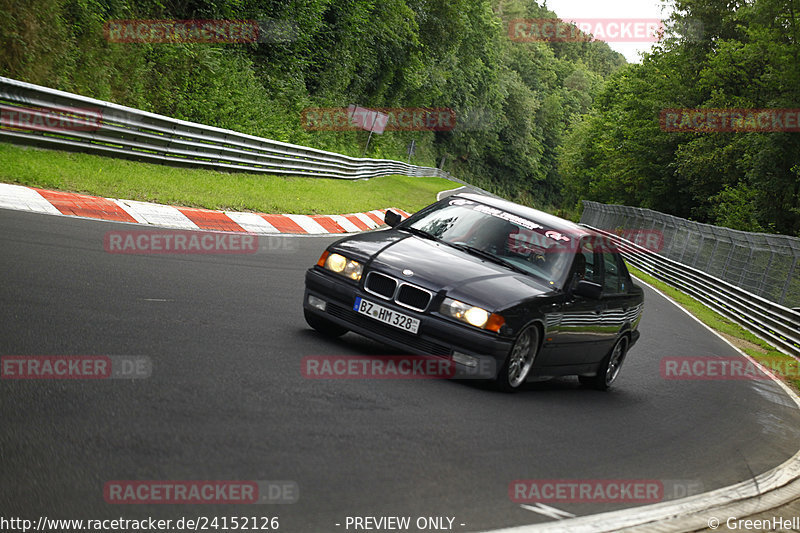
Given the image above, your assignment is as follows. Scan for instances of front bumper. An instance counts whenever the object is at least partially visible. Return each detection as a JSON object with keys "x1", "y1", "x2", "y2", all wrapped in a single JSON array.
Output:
[{"x1": 304, "y1": 267, "x2": 512, "y2": 379}]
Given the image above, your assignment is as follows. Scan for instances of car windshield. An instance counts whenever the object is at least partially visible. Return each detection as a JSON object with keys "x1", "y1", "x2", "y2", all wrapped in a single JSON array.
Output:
[{"x1": 406, "y1": 198, "x2": 575, "y2": 288}]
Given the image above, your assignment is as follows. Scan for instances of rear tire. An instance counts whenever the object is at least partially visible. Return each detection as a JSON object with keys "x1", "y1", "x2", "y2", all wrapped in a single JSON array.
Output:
[
  {"x1": 580, "y1": 336, "x2": 628, "y2": 390},
  {"x1": 304, "y1": 309, "x2": 348, "y2": 338},
  {"x1": 495, "y1": 324, "x2": 539, "y2": 392}
]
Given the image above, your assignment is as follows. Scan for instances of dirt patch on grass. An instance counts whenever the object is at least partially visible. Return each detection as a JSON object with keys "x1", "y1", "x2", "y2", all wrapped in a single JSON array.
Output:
[{"x1": 719, "y1": 331, "x2": 768, "y2": 354}]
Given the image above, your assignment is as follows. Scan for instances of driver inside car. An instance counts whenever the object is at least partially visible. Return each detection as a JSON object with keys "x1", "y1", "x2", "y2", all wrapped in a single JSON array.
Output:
[{"x1": 468, "y1": 218, "x2": 515, "y2": 255}]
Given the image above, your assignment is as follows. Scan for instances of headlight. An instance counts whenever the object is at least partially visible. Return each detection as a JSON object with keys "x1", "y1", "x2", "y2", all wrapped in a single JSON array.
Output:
[
  {"x1": 440, "y1": 298, "x2": 505, "y2": 332},
  {"x1": 317, "y1": 251, "x2": 363, "y2": 281},
  {"x1": 464, "y1": 306, "x2": 489, "y2": 327}
]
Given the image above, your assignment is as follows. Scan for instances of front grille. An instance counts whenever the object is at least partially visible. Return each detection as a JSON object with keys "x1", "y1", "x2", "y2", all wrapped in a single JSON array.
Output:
[
  {"x1": 364, "y1": 270, "x2": 433, "y2": 312},
  {"x1": 365, "y1": 271, "x2": 396, "y2": 299},
  {"x1": 396, "y1": 284, "x2": 432, "y2": 312},
  {"x1": 326, "y1": 303, "x2": 451, "y2": 357}
]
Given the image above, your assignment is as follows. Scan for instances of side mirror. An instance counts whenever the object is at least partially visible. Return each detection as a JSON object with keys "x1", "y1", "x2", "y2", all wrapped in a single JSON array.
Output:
[
  {"x1": 574, "y1": 279, "x2": 602, "y2": 299},
  {"x1": 384, "y1": 210, "x2": 402, "y2": 228}
]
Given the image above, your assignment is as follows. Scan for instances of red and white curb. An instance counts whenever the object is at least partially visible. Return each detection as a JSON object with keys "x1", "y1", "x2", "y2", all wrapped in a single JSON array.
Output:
[{"x1": 0, "y1": 183, "x2": 411, "y2": 234}]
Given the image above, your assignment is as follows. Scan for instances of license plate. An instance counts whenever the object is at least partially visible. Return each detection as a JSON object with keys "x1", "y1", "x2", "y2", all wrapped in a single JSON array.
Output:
[{"x1": 354, "y1": 296, "x2": 420, "y2": 334}]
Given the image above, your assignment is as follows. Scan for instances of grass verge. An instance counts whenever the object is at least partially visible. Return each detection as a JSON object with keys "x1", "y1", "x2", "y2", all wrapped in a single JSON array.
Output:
[
  {"x1": 628, "y1": 264, "x2": 800, "y2": 394},
  {"x1": 0, "y1": 143, "x2": 456, "y2": 214}
]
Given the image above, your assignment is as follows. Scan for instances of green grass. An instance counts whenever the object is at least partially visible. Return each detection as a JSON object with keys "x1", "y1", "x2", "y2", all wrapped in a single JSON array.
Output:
[
  {"x1": 628, "y1": 264, "x2": 800, "y2": 393},
  {"x1": 0, "y1": 143, "x2": 457, "y2": 214}
]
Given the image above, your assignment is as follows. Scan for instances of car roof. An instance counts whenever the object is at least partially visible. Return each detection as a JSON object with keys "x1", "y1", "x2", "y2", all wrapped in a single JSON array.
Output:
[{"x1": 454, "y1": 192, "x2": 595, "y2": 237}]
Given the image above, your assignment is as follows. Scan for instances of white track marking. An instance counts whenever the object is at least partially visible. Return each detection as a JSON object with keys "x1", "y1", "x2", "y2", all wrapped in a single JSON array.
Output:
[
  {"x1": 284, "y1": 214, "x2": 328, "y2": 234},
  {"x1": 329, "y1": 215, "x2": 362, "y2": 233},
  {"x1": 0, "y1": 183, "x2": 60, "y2": 215},
  {"x1": 520, "y1": 504, "x2": 577, "y2": 520},
  {"x1": 353, "y1": 212, "x2": 379, "y2": 228},
  {"x1": 225, "y1": 212, "x2": 279, "y2": 234},
  {"x1": 113, "y1": 199, "x2": 198, "y2": 229}
]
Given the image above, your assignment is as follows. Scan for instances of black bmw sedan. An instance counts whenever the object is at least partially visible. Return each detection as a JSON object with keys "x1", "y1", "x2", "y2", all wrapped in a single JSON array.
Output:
[{"x1": 303, "y1": 193, "x2": 644, "y2": 392}]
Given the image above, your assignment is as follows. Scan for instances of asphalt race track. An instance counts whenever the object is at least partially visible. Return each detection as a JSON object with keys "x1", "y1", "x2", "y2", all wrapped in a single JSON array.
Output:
[{"x1": 2, "y1": 207, "x2": 800, "y2": 532}]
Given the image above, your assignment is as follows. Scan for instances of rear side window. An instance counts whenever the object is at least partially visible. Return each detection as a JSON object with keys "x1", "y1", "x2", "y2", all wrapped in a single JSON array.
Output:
[
  {"x1": 602, "y1": 252, "x2": 621, "y2": 293},
  {"x1": 616, "y1": 253, "x2": 632, "y2": 292}
]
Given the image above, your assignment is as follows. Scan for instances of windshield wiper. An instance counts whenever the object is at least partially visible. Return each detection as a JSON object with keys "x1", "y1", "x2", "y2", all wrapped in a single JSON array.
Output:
[
  {"x1": 448, "y1": 243, "x2": 529, "y2": 275},
  {"x1": 399, "y1": 226, "x2": 439, "y2": 241}
]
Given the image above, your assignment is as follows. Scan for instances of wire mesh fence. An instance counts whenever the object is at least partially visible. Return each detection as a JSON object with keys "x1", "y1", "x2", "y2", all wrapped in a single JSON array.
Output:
[{"x1": 581, "y1": 201, "x2": 800, "y2": 309}]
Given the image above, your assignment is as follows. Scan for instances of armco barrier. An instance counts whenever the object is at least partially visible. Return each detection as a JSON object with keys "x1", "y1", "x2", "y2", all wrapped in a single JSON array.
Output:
[
  {"x1": 581, "y1": 224, "x2": 800, "y2": 358},
  {"x1": 0, "y1": 76, "x2": 452, "y2": 181},
  {"x1": 582, "y1": 200, "x2": 800, "y2": 308}
]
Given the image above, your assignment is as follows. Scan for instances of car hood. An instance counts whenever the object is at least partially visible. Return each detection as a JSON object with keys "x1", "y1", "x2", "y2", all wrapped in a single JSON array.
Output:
[{"x1": 348, "y1": 232, "x2": 554, "y2": 310}]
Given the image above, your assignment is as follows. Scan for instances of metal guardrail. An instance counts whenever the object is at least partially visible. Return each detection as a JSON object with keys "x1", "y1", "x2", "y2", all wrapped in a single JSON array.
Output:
[
  {"x1": 582, "y1": 201, "x2": 800, "y2": 308},
  {"x1": 582, "y1": 224, "x2": 800, "y2": 358},
  {"x1": 0, "y1": 76, "x2": 453, "y2": 181}
]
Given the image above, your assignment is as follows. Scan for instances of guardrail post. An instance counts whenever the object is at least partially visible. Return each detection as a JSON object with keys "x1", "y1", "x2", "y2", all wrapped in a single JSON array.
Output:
[
  {"x1": 737, "y1": 242, "x2": 755, "y2": 286},
  {"x1": 705, "y1": 232, "x2": 720, "y2": 271},
  {"x1": 691, "y1": 232, "x2": 705, "y2": 268},
  {"x1": 781, "y1": 257, "x2": 797, "y2": 306},
  {"x1": 678, "y1": 224, "x2": 691, "y2": 263},
  {"x1": 758, "y1": 248, "x2": 776, "y2": 300},
  {"x1": 721, "y1": 237, "x2": 737, "y2": 280}
]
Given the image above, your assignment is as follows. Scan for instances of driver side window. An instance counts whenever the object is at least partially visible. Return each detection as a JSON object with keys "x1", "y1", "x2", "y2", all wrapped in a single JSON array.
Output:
[{"x1": 570, "y1": 241, "x2": 599, "y2": 290}]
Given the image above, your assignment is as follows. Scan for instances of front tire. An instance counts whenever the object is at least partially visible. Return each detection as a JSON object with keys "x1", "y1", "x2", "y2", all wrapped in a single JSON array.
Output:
[
  {"x1": 304, "y1": 309, "x2": 348, "y2": 338},
  {"x1": 580, "y1": 336, "x2": 628, "y2": 390},
  {"x1": 495, "y1": 324, "x2": 540, "y2": 392}
]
